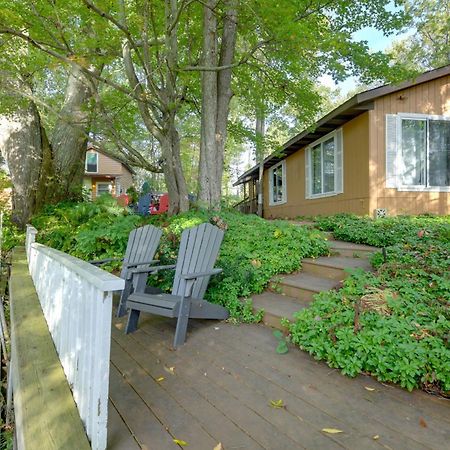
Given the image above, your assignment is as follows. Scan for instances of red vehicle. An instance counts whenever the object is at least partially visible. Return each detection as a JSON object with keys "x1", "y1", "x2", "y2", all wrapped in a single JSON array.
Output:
[{"x1": 150, "y1": 193, "x2": 169, "y2": 214}]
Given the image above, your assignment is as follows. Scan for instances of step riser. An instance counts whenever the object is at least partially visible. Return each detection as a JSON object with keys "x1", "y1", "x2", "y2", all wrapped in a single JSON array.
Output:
[
  {"x1": 278, "y1": 284, "x2": 316, "y2": 302},
  {"x1": 260, "y1": 311, "x2": 289, "y2": 331},
  {"x1": 302, "y1": 262, "x2": 347, "y2": 281}
]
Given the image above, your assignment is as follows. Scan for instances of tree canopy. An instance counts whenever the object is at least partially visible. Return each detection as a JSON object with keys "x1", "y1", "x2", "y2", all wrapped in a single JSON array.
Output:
[{"x1": 0, "y1": 0, "x2": 414, "y2": 222}]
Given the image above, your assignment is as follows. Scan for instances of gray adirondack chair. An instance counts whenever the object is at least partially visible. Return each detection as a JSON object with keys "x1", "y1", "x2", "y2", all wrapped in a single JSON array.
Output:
[
  {"x1": 125, "y1": 222, "x2": 229, "y2": 347},
  {"x1": 90, "y1": 224, "x2": 163, "y2": 317}
]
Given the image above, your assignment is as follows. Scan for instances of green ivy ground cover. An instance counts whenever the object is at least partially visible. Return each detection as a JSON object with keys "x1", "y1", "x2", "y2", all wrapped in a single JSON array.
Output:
[
  {"x1": 31, "y1": 197, "x2": 328, "y2": 321},
  {"x1": 287, "y1": 214, "x2": 450, "y2": 394}
]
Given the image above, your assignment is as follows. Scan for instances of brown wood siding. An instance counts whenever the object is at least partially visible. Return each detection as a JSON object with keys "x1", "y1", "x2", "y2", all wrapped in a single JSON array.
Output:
[
  {"x1": 263, "y1": 113, "x2": 370, "y2": 218},
  {"x1": 116, "y1": 167, "x2": 133, "y2": 194},
  {"x1": 97, "y1": 152, "x2": 123, "y2": 175},
  {"x1": 369, "y1": 75, "x2": 450, "y2": 216}
]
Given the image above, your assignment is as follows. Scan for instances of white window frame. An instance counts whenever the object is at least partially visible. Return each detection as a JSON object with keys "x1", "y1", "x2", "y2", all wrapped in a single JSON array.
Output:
[
  {"x1": 268, "y1": 160, "x2": 287, "y2": 206},
  {"x1": 85, "y1": 151, "x2": 98, "y2": 174},
  {"x1": 305, "y1": 129, "x2": 343, "y2": 199},
  {"x1": 387, "y1": 113, "x2": 450, "y2": 193}
]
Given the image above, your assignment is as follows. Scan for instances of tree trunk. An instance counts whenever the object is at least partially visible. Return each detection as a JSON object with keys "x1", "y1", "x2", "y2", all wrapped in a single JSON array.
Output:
[
  {"x1": 198, "y1": 0, "x2": 237, "y2": 210},
  {"x1": 0, "y1": 101, "x2": 54, "y2": 228},
  {"x1": 51, "y1": 63, "x2": 96, "y2": 198},
  {"x1": 160, "y1": 113, "x2": 189, "y2": 215},
  {"x1": 255, "y1": 111, "x2": 265, "y2": 217}
]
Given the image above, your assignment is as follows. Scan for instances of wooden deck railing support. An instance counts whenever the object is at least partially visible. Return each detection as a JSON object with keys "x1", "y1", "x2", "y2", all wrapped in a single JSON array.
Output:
[{"x1": 19, "y1": 226, "x2": 125, "y2": 450}]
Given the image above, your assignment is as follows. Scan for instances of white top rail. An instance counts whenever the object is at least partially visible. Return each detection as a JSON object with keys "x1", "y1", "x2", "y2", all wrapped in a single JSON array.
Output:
[{"x1": 25, "y1": 225, "x2": 124, "y2": 450}]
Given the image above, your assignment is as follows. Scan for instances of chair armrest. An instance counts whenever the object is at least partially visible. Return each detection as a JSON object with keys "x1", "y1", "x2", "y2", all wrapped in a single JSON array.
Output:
[
  {"x1": 180, "y1": 268, "x2": 222, "y2": 280},
  {"x1": 128, "y1": 264, "x2": 176, "y2": 275},
  {"x1": 124, "y1": 259, "x2": 159, "y2": 269},
  {"x1": 89, "y1": 257, "x2": 123, "y2": 266}
]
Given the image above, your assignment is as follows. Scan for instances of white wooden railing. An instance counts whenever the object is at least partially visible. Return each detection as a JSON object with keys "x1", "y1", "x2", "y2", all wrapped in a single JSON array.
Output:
[{"x1": 25, "y1": 226, "x2": 124, "y2": 450}]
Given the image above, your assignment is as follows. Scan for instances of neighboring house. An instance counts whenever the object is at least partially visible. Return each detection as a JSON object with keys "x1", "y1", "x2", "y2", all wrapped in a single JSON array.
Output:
[
  {"x1": 235, "y1": 65, "x2": 450, "y2": 218},
  {"x1": 83, "y1": 147, "x2": 135, "y2": 199}
]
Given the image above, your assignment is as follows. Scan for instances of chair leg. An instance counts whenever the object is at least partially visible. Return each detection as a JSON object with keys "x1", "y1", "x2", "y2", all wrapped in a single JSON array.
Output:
[
  {"x1": 173, "y1": 298, "x2": 191, "y2": 348},
  {"x1": 125, "y1": 309, "x2": 141, "y2": 334},
  {"x1": 117, "y1": 279, "x2": 132, "y2": 318}
]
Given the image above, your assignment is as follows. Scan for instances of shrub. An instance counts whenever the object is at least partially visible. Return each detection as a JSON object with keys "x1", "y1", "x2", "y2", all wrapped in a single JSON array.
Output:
[{"x1": 287, "y1": 214, "x2": 450, "y2": 394}]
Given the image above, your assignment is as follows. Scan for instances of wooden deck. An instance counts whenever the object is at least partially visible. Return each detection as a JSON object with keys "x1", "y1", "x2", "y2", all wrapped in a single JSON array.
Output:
[{"x1": 108, "y1": 315, "x2": 450, "y2": 450}]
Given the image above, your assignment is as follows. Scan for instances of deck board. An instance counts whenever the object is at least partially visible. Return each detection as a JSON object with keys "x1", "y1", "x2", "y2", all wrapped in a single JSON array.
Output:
[{"x1": 108, "y1": 315, "x2": 450, "y2": 450}]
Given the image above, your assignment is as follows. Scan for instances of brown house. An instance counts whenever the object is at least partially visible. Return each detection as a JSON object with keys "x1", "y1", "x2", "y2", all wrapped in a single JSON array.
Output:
[
  {"x1": 83, "y1": 148, "x2": 135, "y2": 199},
  {"x1": 235, "y1": 65, "x2": 450, "y2": 218}
]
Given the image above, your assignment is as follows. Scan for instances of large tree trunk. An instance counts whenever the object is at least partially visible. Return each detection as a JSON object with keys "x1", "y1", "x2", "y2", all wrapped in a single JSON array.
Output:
[
  {"x1": 255, "y1": 111, "x2": 265, "y2": 217},
  {"x1": 121, "y1": 0, "x2": 189, "y2": 215},
  {"x1": 51, "y1": 63, "x2": 96, "y2": 198},
  {"x1": 198, "y1": 0, "x2": 237, "y2": 210},
  {"x1": 0, "y1": 101, "x2": 54, "y2": 228},
  {"x1": 160, "y1": 113, "x2": 189, "y2": 214}
]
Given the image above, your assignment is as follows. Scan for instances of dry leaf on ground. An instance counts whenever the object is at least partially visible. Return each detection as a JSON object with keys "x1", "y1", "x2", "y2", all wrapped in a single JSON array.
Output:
[
  {"x1": 269, "y1": 399, "x2": 285, "y2": 408},
  {"x1": 322, "y1": 428, "x2": 343, "y2": 434}
]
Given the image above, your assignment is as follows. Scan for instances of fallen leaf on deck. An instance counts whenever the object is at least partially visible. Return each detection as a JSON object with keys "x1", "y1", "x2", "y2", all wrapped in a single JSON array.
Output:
[
  {"x1": 322, "y1": 428, "x2": 343, "y2": 434},
  {"x1": 364, "y1": 386, "x2": 375, "y2": 391},
  {"x1": 156, "y1": 377, "x2": 165, "y2": 382},
  {"x1": 270, "y1": 399, "x2": 285, "y2": 408},
  {"x1": 165, "y1": 366, "x2": 175, "y2": 374},
  {"x1": 373, "y1": 435, "x2": 380, "y2": 440},
  {"x1": 173, "y1": 438, "x2": 188, "y2": 446},
  {"x1": 213, "y1": 443, "x2": 224, "y2": 450},
  {"x1": 419, "y1": 418, "x2": 427, "y2": 428}
]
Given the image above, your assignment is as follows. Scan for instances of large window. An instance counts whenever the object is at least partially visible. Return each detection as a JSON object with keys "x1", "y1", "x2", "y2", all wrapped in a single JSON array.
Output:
[
  {"x1": 306, "y1": 129, "x2": 343, "y2": 199},
  {"x1": 269, "y1": 160, "x2": 286, "y2": 205},
  {"x1": 386, "y1": 114, "x2": 450, "y2": 191},
  {"x1": 85, "y1": 151, "x2": 98, "y2": 173}
]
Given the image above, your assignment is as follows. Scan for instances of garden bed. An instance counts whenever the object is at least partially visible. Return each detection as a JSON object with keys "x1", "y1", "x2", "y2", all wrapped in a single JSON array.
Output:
[{"x1": 287, "y1": 214, "x2": 450, "y2": 395}]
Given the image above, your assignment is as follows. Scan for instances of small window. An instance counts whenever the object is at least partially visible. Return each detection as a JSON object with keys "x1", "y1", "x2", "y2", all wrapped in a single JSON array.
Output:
[
  {"x1": 386, "y1": 114, "x2": 450, "y2": 191},
  {"x1": 305, "y1": 129, "x2": 343, "y2": 199},
  {"x1": 269, "y1": 161, "x2": 286, "y2": 205},
  {"x1": 85, "y1": 152, "x2": 98, "y2": 173},
  {"x1": 96, "y1": 182, "x2": 111, "y2": 196}
]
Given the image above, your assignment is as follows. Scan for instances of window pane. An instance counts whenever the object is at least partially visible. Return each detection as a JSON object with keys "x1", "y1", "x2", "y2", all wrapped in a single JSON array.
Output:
[
  {"x1": 401, "y1": 119, "x2": 426, "y2": 186},
  {"x1": 272, "y1": 165, "x2": 284, "y2": 202},
  {"x1": 429, "y1": 120, "x2": 450, "y2": 187},
  {"x1": 86, "y1": 152, "x2": 98, "y2": 172},
  {"x1": 323, "y1": 138, "x2": 335, "y2": 193},
  {"x1": 311, "y1": 145, "x2": 322, "y2": 194},
  {"x1": 97, "y1": 183, "x2": 110, "y2": 195}
]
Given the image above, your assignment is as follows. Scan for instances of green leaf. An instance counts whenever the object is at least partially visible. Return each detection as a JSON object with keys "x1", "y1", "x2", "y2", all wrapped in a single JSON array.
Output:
[{"x1": 276, "y1": 340, "x2": 289, "y2": 354}]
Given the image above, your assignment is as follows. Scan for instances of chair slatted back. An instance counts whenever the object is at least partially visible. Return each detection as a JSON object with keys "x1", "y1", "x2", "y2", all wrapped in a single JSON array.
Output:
[
  {"x1": 171, "y1": 223, "x2": 224, "y2": 299},
  {"x1": 120, "y1": 225, "x2": 163, "y2": 279}
]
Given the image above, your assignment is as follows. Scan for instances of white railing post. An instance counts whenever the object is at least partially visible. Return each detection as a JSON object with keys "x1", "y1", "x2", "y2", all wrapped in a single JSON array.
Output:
[
  {"x1": 27, "y1": 241, "x2": 124, "y2": 450},
  {"x1": 25, "y1": 225, "x2": 38, "y2": 260}
]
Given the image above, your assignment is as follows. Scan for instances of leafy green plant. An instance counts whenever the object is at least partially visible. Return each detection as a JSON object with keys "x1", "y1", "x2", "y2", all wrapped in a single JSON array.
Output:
[{"x1": 288, "y1": 214, "x2": 450, "y2": 394}]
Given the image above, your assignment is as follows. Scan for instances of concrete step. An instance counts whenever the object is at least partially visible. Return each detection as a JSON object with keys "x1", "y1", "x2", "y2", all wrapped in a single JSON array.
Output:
[
  {"x1": 274, "y1": 272, "x2": 339, "y2": 301},
  {"x1": 327, "y1": 240, "x2": 379, "y2": 258},
  {"x1": 302, "y1": 256, "x2": 373, "y2": 281},
  {"x1": 250, "y1": 292, "x2": 310, "y2": 330}
]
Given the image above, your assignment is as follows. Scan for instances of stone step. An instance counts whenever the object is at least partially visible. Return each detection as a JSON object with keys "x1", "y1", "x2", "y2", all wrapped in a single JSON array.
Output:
[
  {"x1": 274, "y1": 272, "x2": 339, "y2": 301},
  {"x1": 302, "y1": 256, "x2": 372, "y2": 281},
  {"x1": 250, "y1": 292, "x2": 310, "y2": 330},
  {"x1": 327, "y1": 240, "x2": 379, "y2": 258}
]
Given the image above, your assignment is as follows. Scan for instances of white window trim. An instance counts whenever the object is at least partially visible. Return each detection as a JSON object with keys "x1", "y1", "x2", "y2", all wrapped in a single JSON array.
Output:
[
  {"x1": 268, "y1": 160, "x2": 287, "y2": 206},
  {"x1": 305, "y1": 129, "x2": 343, "y2": 200},
  {"x1": 85, "y1": 151, "x2": 99, "y2": 174},
  {"x1": 390, "y1": 113, "x2": 450, "y2": 193}
]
